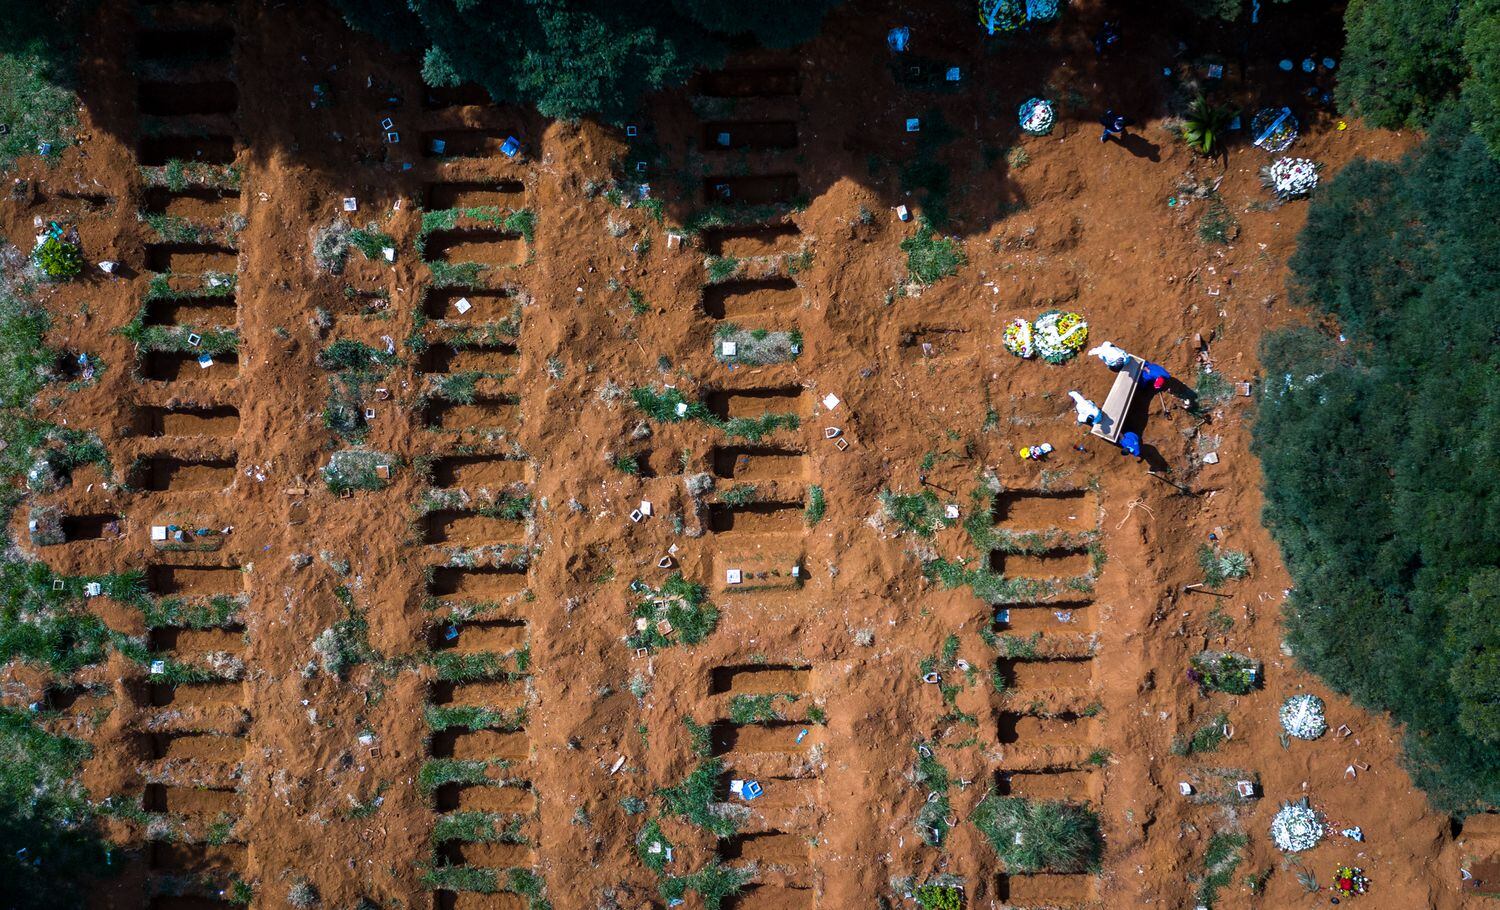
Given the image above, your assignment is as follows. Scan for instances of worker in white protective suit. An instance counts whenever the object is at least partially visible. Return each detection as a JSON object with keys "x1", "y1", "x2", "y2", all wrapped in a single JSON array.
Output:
[
  {"x1": 1088, "y1": 341, "x2": 1131, "y2": 369},
  {"x1": 1068, "y1": 390, "x2": 1101, "y2": 425}
]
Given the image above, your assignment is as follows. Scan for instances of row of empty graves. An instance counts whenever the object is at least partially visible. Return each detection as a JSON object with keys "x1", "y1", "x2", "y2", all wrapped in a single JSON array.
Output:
[
  {"x1": 708, "y1": 664, "x2": 825, "y2": 910},
  {"x1": 416, "y1": 164, "x2": 540, "y2": 910},
  {"x1": 691, "y1": 63, "x2": 812, "y2": 361},
  {"x1": 989, "y1": 489, "x2": 1105, "y2": 909},
  {"x1": 421, "y1": 453, "x2": 540, "y2": 910},
  {"x1": 134, "y1": 0, "x2": 246, "y2": 391}
]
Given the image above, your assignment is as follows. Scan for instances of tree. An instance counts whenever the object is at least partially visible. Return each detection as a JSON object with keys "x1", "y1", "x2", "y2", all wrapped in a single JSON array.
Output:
[
  {"x1": 1337, "y1": 0, "x2": 1468, "y2": 129},
  {"x1": 329, "y1": 0, "x2": 842, "y2": 123},
  {"x1": 1462, "y1": 0, "x2": 1500, "y2": 157},
  {"x1": 1254, "y1": 105, "x2": 1500, "y2": 811}
]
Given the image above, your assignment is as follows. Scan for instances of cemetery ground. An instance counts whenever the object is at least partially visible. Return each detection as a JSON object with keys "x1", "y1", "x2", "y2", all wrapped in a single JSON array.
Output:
[{"x1": 0, "y1": 0, "x2": 1484, "y2": 908}]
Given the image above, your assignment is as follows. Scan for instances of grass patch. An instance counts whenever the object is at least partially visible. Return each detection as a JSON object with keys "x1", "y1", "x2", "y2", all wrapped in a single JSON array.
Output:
[
  {"x1": 971, "y1": 793, "x2": 1102, "y2": 873},
  {"x1": 322, "y1": 449, "x2": 398, "y2": 495},
  {"x1": 805, "y1": 485, "x2": 826, "y2": 525},
  {"x1": 1171, "y1": 710, "x2": 1231, "y2": 756},
  {"x1": 432, "y1": 811, "x2": 527, "y2": 845},
  {"x1": 658, "y1": 755, "x2": 737, "y2": 837},
  {"x1": 1197, "y1": 545, "x2": 1251, "y2": 588},
  {"x1": 1194, "y1": 831, "x2": 1247, "y2": 908},
  {"x1": 626, "y1": 573, "x2": 719, "y2": 651},
  {"x1": 901, "y1": 216, "x2": 965, "y2": 285},
  {"x1": 631, "y1": 385, "x2": 799, "y2": 442},
  {"x1": 0, "y1": 24, "x2": 80, "y2": 173}
]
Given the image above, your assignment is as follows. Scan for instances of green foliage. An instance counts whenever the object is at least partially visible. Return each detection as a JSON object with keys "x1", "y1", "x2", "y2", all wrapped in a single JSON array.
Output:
[
  {"x1": 900, "y1": 217, "x2": 965, "y2": 285},
  {"x1": 1255, "y1": 112, "x2": 1500, "y2": 810},
  {"x1": 332, "y1": 0, "x2": 841, "y2": 123},
  {"x1": 1444, "y1": 568, "x2": 1500, "y2": 744},
  {"x1": 658, "y1": 756, "x2": 736, "y2": 836},
  {"x1": 971, "y1": 793, "x2": 1102, "y2": 874},
  {"x1": 1190, "y1": 652, "x2": 1258, "y2": 695},
  {"x1": 611, "y1": 453, "x2": 641, "y2": 475},
  {"x1": 635, "y1": 817, "x2": 673, "y2": 873},
  {"x1": 1195, "y1": 832, "x2": 1247, "y2": 908},
  {"x1": 718, "y1": 483, "x2": 756, "y2": 506},
  {"x1": 631, "y1": 385, "x2": 798, "y2": 442},
  {"x1": 1171, "y1": 711, "x2": 1231, "y2": 756},
  {"x1": 805, "y1": 484, "x2": 826, "y2": 525},
  {"x1": 1339, "y1": 0, "x2": 1468, "y2": 130},
  {"x1": 663, "y1": 858, "x2": 752, "y2": 910},
  {"x1": 705, "y1": 255, "x2": 740, "y2": 282},
  {"x1": 322, "y1": 449, "x2": 397, "y2": 495},
  {"x1": 432, "y1": 811, "x2": 527, "y2": 844},
  {"x1": 879, "y1": 489, "x2": 946, "y2": 537},
  {"x1": 1462, "y1": 0, "x2": 1500, "y2": 157},
  {"x1": 1180, "y1": 96, "x2": 1238, "y2": 156},
  {"x1": 0, "y1": 1, "x2": 84, "y2": 174},
  {"x1": 914, "y1": 884, "x2": 964, "y2": 910},
  {"x1": 425, "y1": 704, "x2": 527, "y2": 732},
  {"x1": 1196, "y1": 196, "x2": 1238, "y2": 245},
  {"x1": 417, "y1": 759, "x2": 510, "y2": 792},
  {"x1": 727, "y1": 693, "x2": 796, "y2": 724},
  {"x1": 0, "y1": 709, "x2": 111, "y2": 906},
  {"x1": 626, "y1": 573, "x2": 719, "y2": 650},
  {"x1": 1197, "y1": 545, "x2": 1250, "y2": 588},
  {"x1": 32, "y1": 236, "x2": 82, "y2": 280}
]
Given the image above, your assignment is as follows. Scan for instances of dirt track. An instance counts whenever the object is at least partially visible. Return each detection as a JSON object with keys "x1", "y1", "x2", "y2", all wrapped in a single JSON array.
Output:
[{"x1": 1, "y1": 0, "x2": 1477, "y2": 908}]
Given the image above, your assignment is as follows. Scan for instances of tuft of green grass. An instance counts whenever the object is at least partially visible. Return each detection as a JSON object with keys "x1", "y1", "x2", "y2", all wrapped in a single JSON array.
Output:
[
  {"x1": 1171, "y1": 710, "x2": 1232, "y2": 756},
  {"x1": 1194, "y1": 831, "x2": 1247, "y2": 908},
  {"x1": 805, "y1": 485, "x2": 826, "y2": 525},
  {"x1": 900, "y1": 217, "x2": 965, "y2": 284},
  {"x1": 0, "y1": 29, "x2": 79, "y2": 173},
  {"x1": 1198, "y1": 545, "x2": 1251, "y2": 588},
  {"x1": 658, "y1": 756, "x2": 736, "y2": 836},
  {"x1": 879, "y1": 489, "x2": 946, "y2": 537}
]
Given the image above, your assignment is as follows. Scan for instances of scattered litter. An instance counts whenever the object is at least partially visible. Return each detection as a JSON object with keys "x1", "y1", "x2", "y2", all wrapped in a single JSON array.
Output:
[
  {"x1": 610, "y1": 755, "x2": 627, "y2": 774},
  {"x1": 822, "y1": 393, "x2": 841, "y2": 410},
  {"x1": 726, "y1": 569, "x2": 742, "y2": 585},
  {"x1": 906, "y1": 117, "x2": 921, "y2": 132},
  {"x1": 639, "y1": 500, "x2": 653, "y2": 516},
  {"x1": 150, "y1": 660, "x2": 166, "y2": 675},
  {"x1": 1054, "y1": 610, "x2": 1073, "y2": 623},
  {"x1": 187, "y1": 333, "x2": 202, "y2": 347},
  {"x1": 1202, "y1": 452, "x2": 1219, "y2": 465},
  {"x1": 1206, "y1": 63, "x2": 1224, "y2": 79},
  {"x1": 922, "y1": 671, "x2": 941, "y2": 684},
  {"x1": 825, "y1": 427, "x2": 841, "y2": 439},
  {"x1": 381, "y1": 246, "x2": 395, "y2": 261},
  {"x1": 343, "y1": 197, "x2": 358, "y2": 212},
  {"x1": 626, "y1": 125, "x2": 638, "y2": 137},
  {"x1": 795, "y1": 729, "x2": 808, "y2": 744},
  {"x1": 1279, "y1": 59, "x2": 1294, "y2": 71},
  {"x1": 887, "y1": 26, "x2": 910, "y2": 52},
  {"x1": 946, "y1": 66, "x2": 961, "y2": 81},
  {"x1": 84, "y1": 582, "x2": 101, "y2": 597},
  {"x1": 197, "y1": 353, "x2": 214, "y2": 369},
  {"x1": 628, "y1": 509, "x2": 643, "y2": 523},
  {"x1": 1178, "y1": 781, "x2": 1194, "y2": 796},
  {"x1": 674, "y1": 402, "x2": 689, "y2": 417},
  {"x1": 151, "y1": 526, "x2": 167, "y2": 541},
  {"x1": 721, "y1": 340, "x2": 737, "y2": 356},
  {"x1": 454, "y1": 297, "x2": 472, "y2": 314},
  {"x1": 634, "y1": 618, "x2": 649, "y2": 631},
  {"x1": 944, "y1": 504, "x2": 960, "y2": 519},
  {"x1": 1341, "y1": 826, "x2": 1364, "y2": 841},
  {"x1": 896, "y1": 204, "x2": 910, "y2": 221},
  {"x1": 500, "y1": 137, "x2": 520, "y2": 158}
]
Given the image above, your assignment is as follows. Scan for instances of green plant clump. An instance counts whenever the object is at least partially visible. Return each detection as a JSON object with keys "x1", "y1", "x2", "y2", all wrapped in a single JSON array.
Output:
[
  {"x1": 32, "y1": 236, "x2": 82, "y2": 280},
  {"x1": 914, "y1": 883, "x2": 965, "y2": 910},
  {"x1": 1180, "y1": 95, "x2": 1238, "y2": 156},
  {"x1": 900, "y1": 217, "x2": 966, "y2": 285},
  {"x1": 971, "y1": 793, "x2": 1102, "y2": 874}
]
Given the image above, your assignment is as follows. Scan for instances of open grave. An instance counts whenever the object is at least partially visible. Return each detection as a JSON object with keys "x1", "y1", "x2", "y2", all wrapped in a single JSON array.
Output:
[
  {"x1": 702, "y1": 174, "x2": 801, "y2": 206},
  {"x1": 425, "y1": 180, "x2": 525, "y2": 209},
  {"x1": 702, "y1": 278, "x2": 803, "y2": 321},
  {"x1": 138, "y1": 80, "x2": 239, "y2": 116},
  {"x1": 996, "y1": 873, "x2": 1099, "y2": 907},
  {"x1": 139, "y1": 404, "x2": 240, "y2": 437},
  {"x1": 136, "y1": 457, "x2": 237, "y2": 492},
  {"x1": 420, "y1": 129, "x2": 515, "y2": 159},
  {"x1": 700, "y1": 121, "x2": 800, "y2": 151},
  {"x1": 707, "y1": 387, "x2": 807, "y2": 419},
  {"x1": 422, "y1": 397, "x2": 520, "y2": 432},
  {"x1": 423, "y1": 230, "x2": 526, "y2": 267},
  {"x1": 995, "y1": 489, "x2": 1099, "y2": 531},
  {"x1": 991, "y1": 548, "x2": 1094, "y2": 579},
  {"x1": 138, "y1": 135, "x2": 236, "y2": 166},
  {"x1": 697, "y1": 68, "x2": 801, "y2": 98},
  {"x1": 703, "y1": 224, "x2": 803, "y2": 258},
  {"x1": 712, "y1": 446, "x2": 806, "y2": 482},
  {"x1": 144, "y1": 294, "x2": 238, "y2": 328},
  {"x1": 141, "y1": 350, "x2": 239, "y2": 383},
  {"x1": 146, "y1": 563, "x2": 243, "y2": 596},
  {"x1": 429, "y1": 454, "x2": 528, "y2": 488},
  {"x1": 428, "y1": 566, "x2": 527, "y2": 601},
  {"x1": 423, "y1": 287, "x2": 519, "y2": 322},
  {"x1": 996, "y1": 712, "x2": 1097, "y2": 746},
  {"x1": 145, "y1": 243, "x2": 238, "y2": 273},
  {"x1": 423, "y1": 511, "x2": 525, "y2": 547}
]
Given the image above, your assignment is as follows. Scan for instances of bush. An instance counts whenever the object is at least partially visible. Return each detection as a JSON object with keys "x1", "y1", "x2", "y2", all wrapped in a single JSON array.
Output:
[
  {"x1": 1253, "y1": 108, "x2": 1500, "y2": 810},
  {"x1": 915, "y1": 883, "x2": 964, "y2": 910},
  {"x1": 32, "y1": 236, "x2": 82, "y2": 280},
  {"x1": 971, "y1": 793, "x2": 1102, "y2": 874},
  {"x1": 1338, "y1": 0, "x2": 1467, "y2": 130}
]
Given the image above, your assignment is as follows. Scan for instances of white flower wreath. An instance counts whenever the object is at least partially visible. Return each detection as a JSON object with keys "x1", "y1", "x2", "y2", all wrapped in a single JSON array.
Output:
[
  {"x1": 1271, "y1": 801, "x2": 1324, "y2": 852},
  {"x1": 1279, "y1": 693, "x2": 1328, "y2": 740}
]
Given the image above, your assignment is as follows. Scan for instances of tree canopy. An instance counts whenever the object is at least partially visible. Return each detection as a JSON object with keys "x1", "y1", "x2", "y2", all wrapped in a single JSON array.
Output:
[
  {"x1": 329, "y1": 0, "x2": 842, "y2": 122},
  {"x1": 1254, "y1": 105, "x2": 1500, "y2": 812},
  {"x1": 1338, "y1": 0, "x2": 1500, "y2": 157}
]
